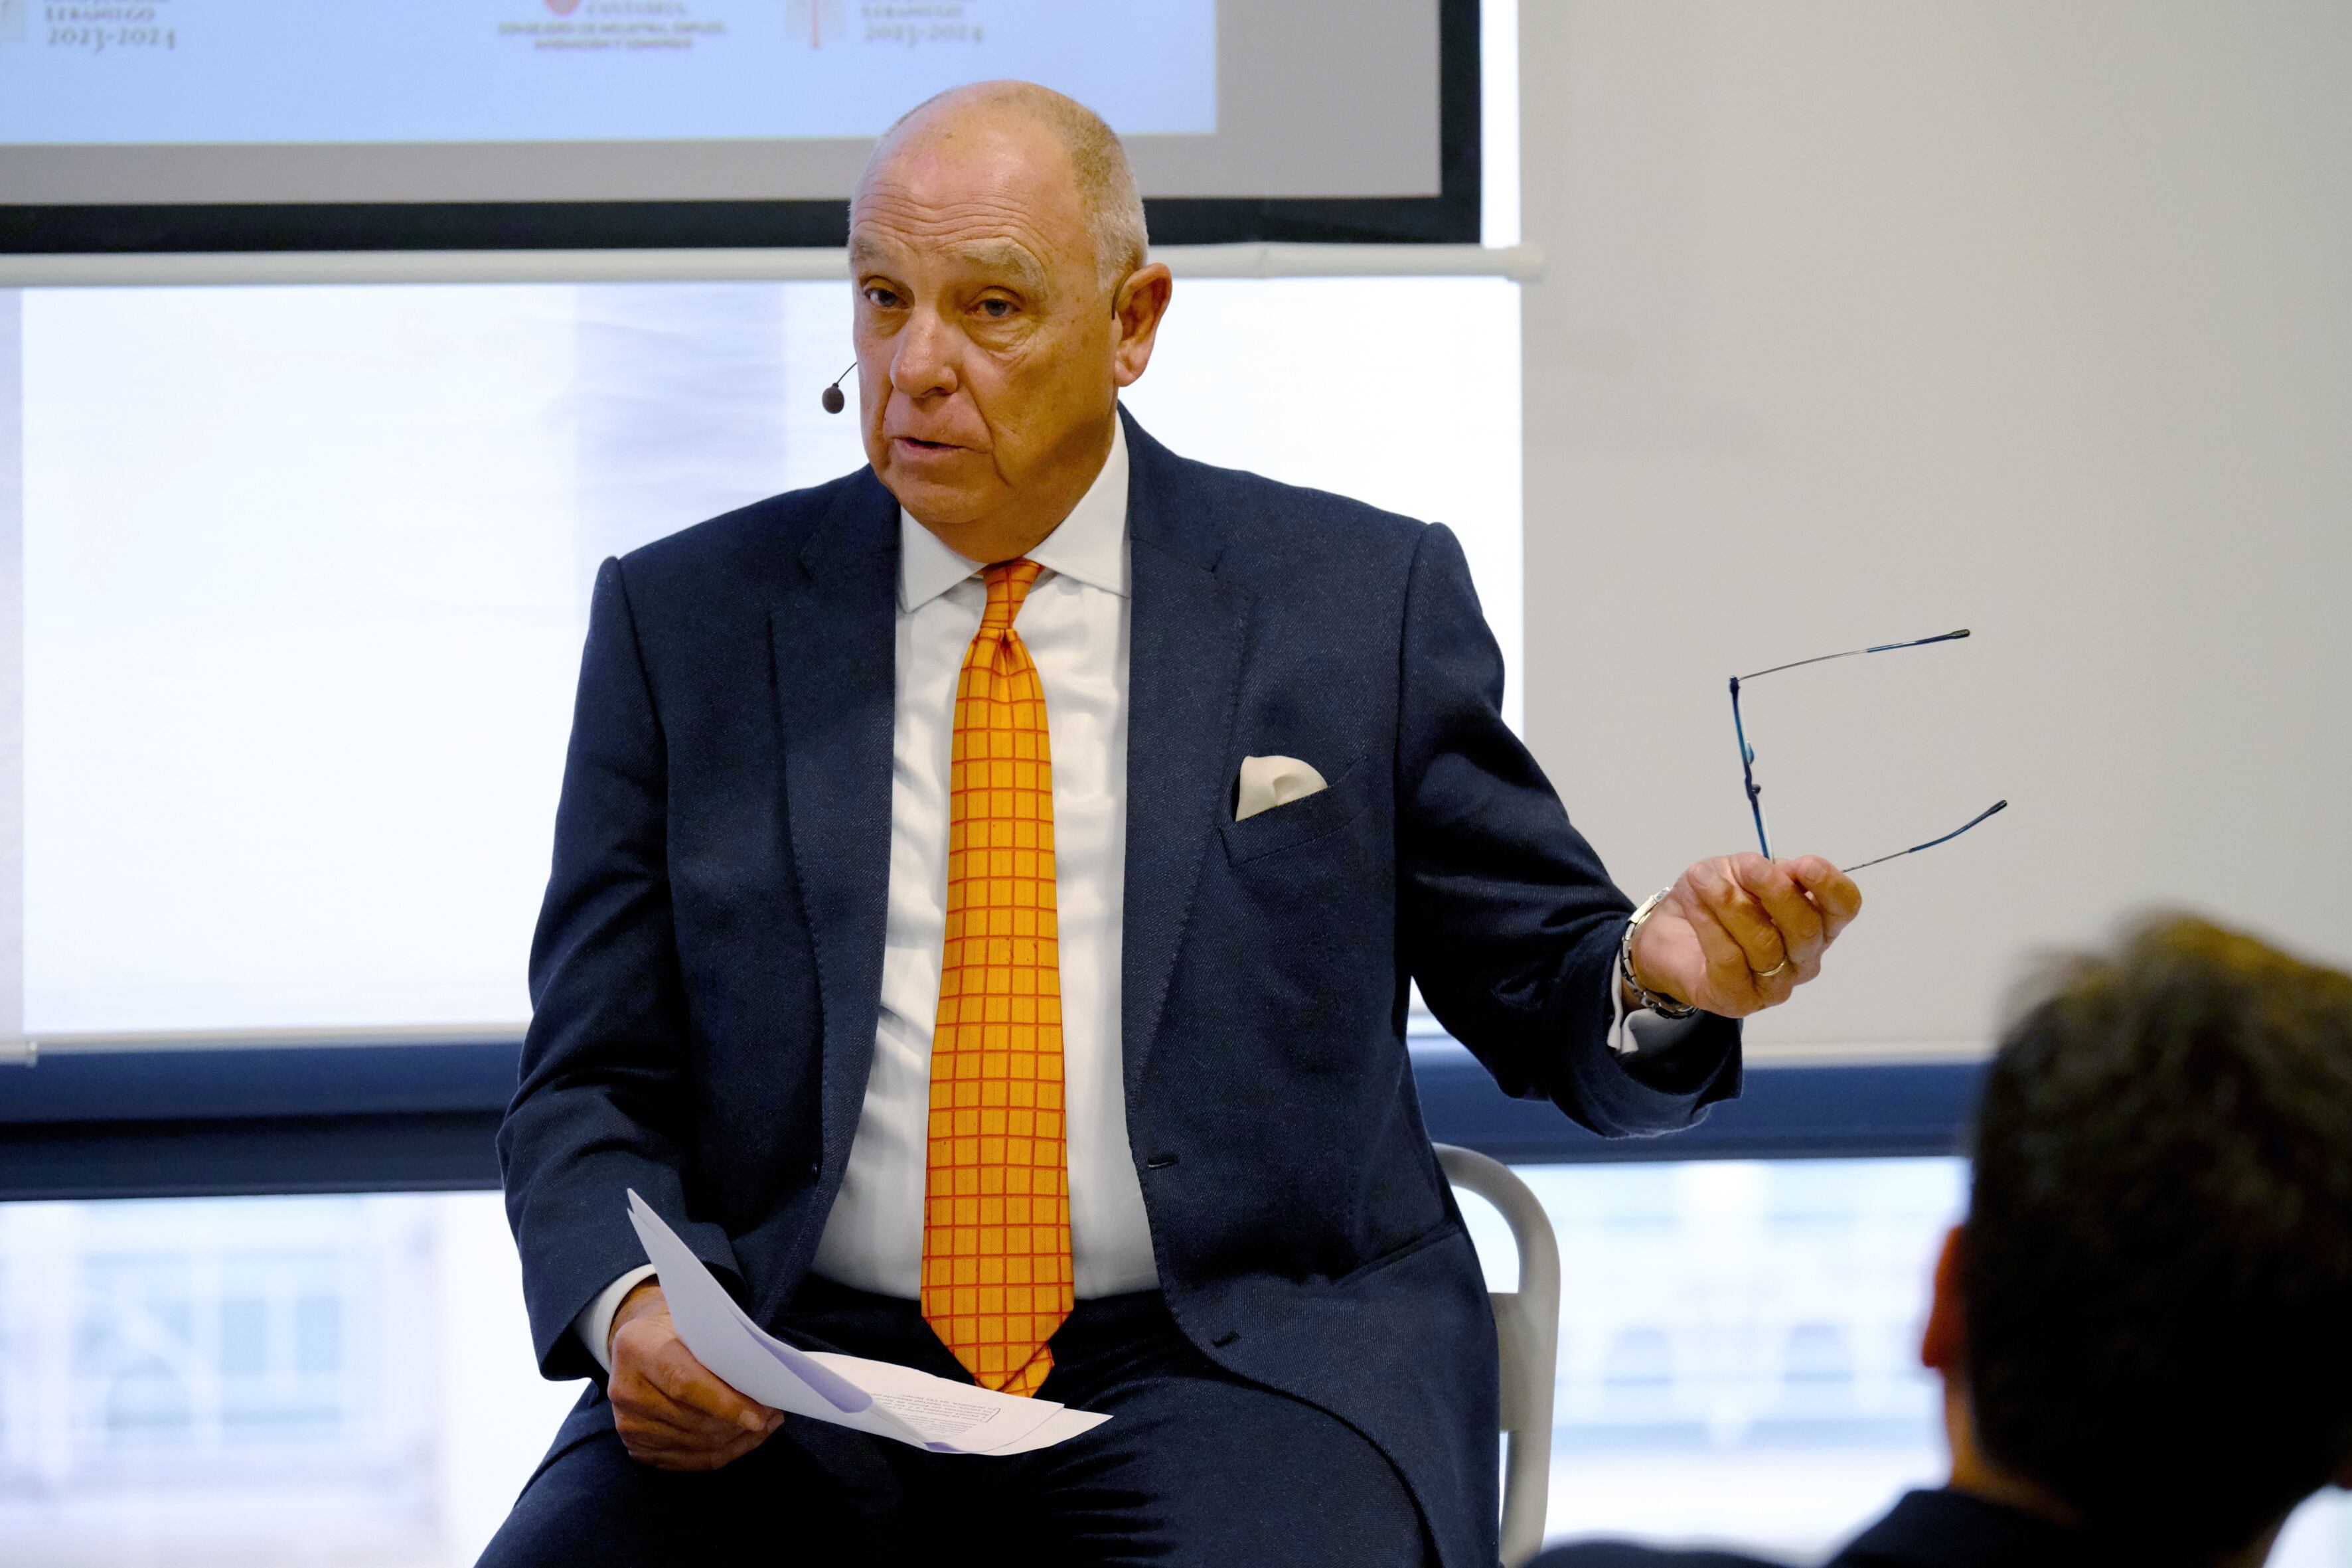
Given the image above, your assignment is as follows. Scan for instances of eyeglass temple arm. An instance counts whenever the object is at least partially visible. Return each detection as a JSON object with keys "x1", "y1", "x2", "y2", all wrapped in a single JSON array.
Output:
[
  {"x1": 1732, "y1": 629, "x2": 1980, "y2": 867},
  {"x1": 1739, "y1": 628, "x2": 1970, "y2": 683},
  {"x1": 1842, "y1": 799, "x2": 2008, "y2": 874}
]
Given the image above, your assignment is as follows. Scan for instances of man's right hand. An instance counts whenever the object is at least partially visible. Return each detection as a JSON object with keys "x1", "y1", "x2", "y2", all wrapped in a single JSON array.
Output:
[{"x1": 605, "y1": 1280, "x2": 784, "y2": 1470}]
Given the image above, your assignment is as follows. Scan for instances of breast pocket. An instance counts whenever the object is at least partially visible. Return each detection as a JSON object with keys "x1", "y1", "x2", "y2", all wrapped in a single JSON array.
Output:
[{"x1": 1218, "y1": 757, "x2": 1373, "y2": 866}]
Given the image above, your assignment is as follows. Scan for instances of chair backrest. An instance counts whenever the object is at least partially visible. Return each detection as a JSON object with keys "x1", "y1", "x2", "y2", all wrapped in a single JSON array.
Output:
[{"x1": 1434, "y1": 1143, "x2": 1561, "y2": 1568}]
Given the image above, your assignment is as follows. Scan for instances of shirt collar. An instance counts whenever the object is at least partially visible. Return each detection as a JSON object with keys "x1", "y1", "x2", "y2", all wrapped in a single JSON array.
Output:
[{"x1": 897, "y1": 414, "x2": 1131, "y2": 612}]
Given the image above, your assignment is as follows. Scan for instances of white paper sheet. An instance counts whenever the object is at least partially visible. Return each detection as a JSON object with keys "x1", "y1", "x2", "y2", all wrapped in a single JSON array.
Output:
[{"x1": 625, "y1": 1190, "x2": 1110, "y2": 1455}]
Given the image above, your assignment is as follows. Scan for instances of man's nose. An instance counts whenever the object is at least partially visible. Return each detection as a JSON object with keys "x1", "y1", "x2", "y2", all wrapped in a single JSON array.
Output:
[{"x1": 890, "y1": 309, "x2": 960, "y2": 402}]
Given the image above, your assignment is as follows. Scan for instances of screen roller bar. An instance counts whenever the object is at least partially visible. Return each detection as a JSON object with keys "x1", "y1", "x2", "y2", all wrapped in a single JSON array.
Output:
[
  {"x1": 3, "y1": 1024, "x2": 528, "y2": 1060},
  {"x1": 0, "y1": 242, "x2": 1546, "y2": 291}
]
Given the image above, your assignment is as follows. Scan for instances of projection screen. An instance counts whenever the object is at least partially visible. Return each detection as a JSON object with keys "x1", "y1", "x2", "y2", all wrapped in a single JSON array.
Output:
[{"x1": 0, "y1": 0, "x2": 1480, "y2": 250}]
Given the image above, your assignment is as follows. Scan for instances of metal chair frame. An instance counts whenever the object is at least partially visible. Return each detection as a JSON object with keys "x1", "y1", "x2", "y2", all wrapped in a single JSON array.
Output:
[{"x1": 1434, "y1": 1143, "x2": 1561, "y2": 1568}]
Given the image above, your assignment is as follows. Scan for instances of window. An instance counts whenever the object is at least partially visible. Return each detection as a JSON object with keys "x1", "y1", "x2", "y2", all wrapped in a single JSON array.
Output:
[
  {"x1": 0, "y1": 1191, "x2": 572, "y2": 1565},
  {"x1": 1454, "y1": 1159, "x2": 2352, "y2": 1564},
  {"x1": 9, "y1": 1164, "x2": 2350, "y2": 1565}
]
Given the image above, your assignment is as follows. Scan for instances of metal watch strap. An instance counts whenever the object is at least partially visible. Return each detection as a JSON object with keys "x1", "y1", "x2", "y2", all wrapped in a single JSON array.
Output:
[{"x1": 1620, "y1": 888, "x2": 1698, "y2": 1020}]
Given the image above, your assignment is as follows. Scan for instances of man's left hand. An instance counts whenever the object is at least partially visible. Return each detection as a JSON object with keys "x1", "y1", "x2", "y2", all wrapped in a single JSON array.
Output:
[{"x1": 1628, "y1": 854, "x2": 1862, "y2": 1019}]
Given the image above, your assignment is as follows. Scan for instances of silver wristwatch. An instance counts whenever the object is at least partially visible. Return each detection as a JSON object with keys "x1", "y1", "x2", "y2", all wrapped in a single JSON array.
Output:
[{"x1": 1619, "y1": 888, "x2": 1698, "y2": 1019}]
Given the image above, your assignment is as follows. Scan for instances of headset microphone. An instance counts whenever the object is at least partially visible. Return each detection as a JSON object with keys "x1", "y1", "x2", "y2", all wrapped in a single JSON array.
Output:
[{"x1": 821, "y1": 362, "x2": 854, "y2": 414}]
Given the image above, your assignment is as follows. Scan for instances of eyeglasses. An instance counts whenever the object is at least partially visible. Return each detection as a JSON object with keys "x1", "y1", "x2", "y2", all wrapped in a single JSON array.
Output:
[{"x1": 1731, "y1": 629, "x2": 2007, "y2": 874}]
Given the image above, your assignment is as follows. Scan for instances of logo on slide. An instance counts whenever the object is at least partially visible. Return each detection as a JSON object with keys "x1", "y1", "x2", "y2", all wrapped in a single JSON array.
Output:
[
  {"x1": 543, "y1": 0, "x2": 580, "y2": 13},
  {"x1": 787, "y1": 0, "x2": 844, "y2": 47}
]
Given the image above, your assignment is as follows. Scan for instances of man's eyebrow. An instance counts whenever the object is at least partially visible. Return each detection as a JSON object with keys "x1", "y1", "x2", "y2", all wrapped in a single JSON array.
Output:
[
  {"x1": 848, "y1": 234, "x2": 1053, "y2": 296},
  {"x1": 949, "y1": 242, "x2": 1052, "y2": 294}
]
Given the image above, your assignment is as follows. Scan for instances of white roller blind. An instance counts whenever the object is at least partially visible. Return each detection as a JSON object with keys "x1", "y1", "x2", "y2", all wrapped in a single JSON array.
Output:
[{"x1": 3, "y1": 274, "x2": 1520, "y2": 1036}]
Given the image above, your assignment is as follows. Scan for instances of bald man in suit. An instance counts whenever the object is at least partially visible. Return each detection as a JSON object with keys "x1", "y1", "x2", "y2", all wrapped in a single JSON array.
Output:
[{"x1": 485, "y1": 82, "x2": 1862, "y2": 1567}]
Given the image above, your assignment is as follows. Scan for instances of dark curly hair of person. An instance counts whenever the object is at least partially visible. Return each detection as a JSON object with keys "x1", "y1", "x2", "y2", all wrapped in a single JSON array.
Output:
[{"x1": 1962, "y1": 914, "x2": 2352, "y2": 1559}]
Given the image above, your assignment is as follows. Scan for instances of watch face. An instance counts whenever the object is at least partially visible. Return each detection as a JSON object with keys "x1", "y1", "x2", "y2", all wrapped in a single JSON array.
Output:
[{"x1": 1621, "y1": 894, "x2": 1695, "y2": 1018}]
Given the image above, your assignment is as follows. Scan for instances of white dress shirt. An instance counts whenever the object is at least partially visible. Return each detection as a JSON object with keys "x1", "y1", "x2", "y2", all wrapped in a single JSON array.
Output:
[{"x1": 574, "y1": 418, "x2": 1651, "y2": 1370}]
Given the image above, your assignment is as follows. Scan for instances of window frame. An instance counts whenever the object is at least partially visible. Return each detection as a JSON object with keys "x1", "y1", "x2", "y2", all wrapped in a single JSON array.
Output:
[{"x1": 0, "y1": 1040, "x2": 1983, "y2": 1201}]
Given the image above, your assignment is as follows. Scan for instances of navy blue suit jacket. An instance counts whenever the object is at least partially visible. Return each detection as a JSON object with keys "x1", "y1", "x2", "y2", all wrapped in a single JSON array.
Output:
[{"x1": 498, "y1": 410, "x2": 1741, "y2": 1568}]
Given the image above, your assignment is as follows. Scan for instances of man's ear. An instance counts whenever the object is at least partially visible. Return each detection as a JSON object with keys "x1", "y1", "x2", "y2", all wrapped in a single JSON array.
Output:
[
  {"x1": 1920, "y1": 1223, "x2": 1968, "y2": 1374},
  {"x1": 1111, "y1": 264, "x2": 1174, "y2": 388}
]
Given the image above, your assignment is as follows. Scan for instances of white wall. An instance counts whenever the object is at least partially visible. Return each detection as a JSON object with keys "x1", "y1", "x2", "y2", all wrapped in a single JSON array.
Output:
[{"x1": 1518, "y1": 1, "x2": 2352, "y2": 1057}]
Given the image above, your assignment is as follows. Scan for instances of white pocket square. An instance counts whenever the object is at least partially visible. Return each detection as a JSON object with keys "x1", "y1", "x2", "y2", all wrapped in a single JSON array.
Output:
[{"x1": 1235, "y1": 755, "x2": 1328, "y2": 823}]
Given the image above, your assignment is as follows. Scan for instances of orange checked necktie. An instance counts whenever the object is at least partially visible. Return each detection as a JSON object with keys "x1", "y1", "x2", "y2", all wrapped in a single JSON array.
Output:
[{"x1": 921, "y1": 558, "x2": 1073, "y2": 1397}]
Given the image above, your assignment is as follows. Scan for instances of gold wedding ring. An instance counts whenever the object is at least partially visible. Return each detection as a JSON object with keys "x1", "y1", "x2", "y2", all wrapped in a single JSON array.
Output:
[{"x1": 1754, "y1": 957, "x2": 1791, "y2": 980}]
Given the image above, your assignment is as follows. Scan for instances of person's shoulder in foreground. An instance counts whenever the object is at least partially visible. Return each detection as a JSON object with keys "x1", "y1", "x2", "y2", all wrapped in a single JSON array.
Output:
[
  {"x1": 1533, "y1": 1486, "x2": 2132, "y2": 1568},
  {"x1": 1530, "y1": 1486, "x2": 2094, "y2": 1568},
  {"x1": 1528, "y1": 1539, "x2": 1783, "y2": 1568},
  {"x1": 1538, "y1": 913, "x2": 2352, "y2": 1568}
]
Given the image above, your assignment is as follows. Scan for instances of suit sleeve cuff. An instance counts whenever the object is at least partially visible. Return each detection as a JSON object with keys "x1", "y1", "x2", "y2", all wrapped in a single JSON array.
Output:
[{"x1": 574, "y1": 1264, "x2": 659, "y2": 1375}]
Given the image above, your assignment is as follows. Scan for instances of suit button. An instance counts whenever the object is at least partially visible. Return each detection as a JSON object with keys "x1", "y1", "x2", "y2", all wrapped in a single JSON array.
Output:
[{"x1": 1145, "y1": 1153, "x2": 1179, "y2": 1170}]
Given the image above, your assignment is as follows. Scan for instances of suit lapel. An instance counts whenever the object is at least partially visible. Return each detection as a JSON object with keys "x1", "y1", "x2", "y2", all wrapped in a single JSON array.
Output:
[
  {"x1": 1119, "y1": 412, "x2": 1256, "y2": 1097},
  {"x1": 768, "y1": 471, "x2": 902, "y2": 1191}
]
